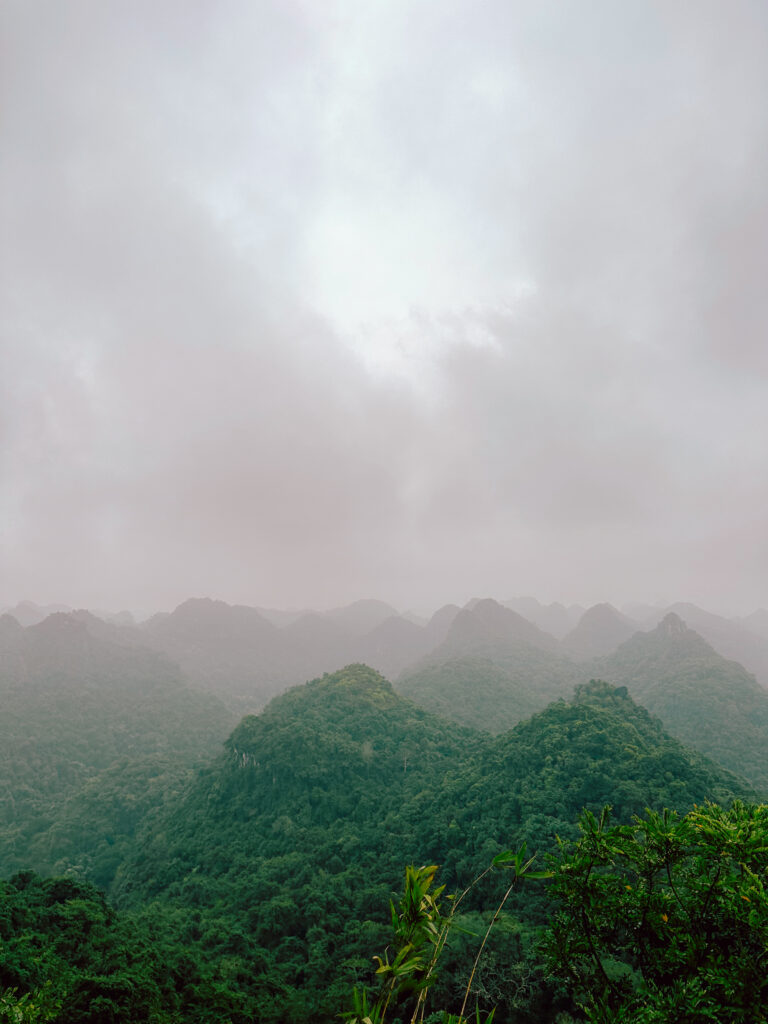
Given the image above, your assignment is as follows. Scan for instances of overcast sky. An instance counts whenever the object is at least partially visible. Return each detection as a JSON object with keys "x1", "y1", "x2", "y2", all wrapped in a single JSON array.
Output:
[{"x1": 2, "y1": 0, "x2": 768, "y2": 617}]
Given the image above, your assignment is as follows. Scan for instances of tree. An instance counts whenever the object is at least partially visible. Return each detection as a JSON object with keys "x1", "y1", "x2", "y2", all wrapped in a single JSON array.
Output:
[{"x1": 546, "y1": 801, "x2": 768, "y2": 1023}]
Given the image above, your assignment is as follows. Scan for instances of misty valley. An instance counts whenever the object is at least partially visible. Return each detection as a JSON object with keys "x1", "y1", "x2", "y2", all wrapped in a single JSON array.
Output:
[{"x1": 1, "y1": 595, "x2": 768, "y2": 1023}]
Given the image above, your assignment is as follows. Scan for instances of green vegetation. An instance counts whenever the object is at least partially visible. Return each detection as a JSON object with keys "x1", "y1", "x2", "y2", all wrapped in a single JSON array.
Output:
[
  {"x1": 548, "y1": 801, "x2": 768, "y2": 1022},
  {"x1": 0, "y1": 653, "x2": 763, "y2": 1023},
  {"x1": 344, "y1": 801, "x2": 768, "y2": 1023},
  {"x1": 397, "y1": 657, "x2": 539, "y2": 733},
  {"x1": 344, "y1": 850, "x2": 552, "y2": 1024},
  {"x1": 0, "y1": 615, "x2": 235, "y2": 888},
  {"x1": 599, "y1": 614, "x2": 768, "y2": 792},
  {"x1": 397, "y1": 599, "x2": 582, "y2": 730},
  {"x1": 0, "y1": 872, "x2": 261, "y2": 1023},
  {"x1": 106, "y1": 671, "x2": 746, "y2": 1022},
  {"x1": 401, "y1": 611, "x2": 768, "y2": 799}
]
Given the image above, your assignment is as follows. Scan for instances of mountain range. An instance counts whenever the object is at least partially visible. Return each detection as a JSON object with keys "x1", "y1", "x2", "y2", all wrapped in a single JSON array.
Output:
[
  {"x1": 1, "y1": 589, "x2": 766, "y2": 1023},
  {"x1": 4, "y1": 594, "x2": 768, "y2": 797}
]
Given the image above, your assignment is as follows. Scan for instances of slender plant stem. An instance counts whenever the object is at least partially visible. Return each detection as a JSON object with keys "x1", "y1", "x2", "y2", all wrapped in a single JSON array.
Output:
[
  {"x1": 412, "y1": 864, "x2": 495, "y2": 1024},
  {"x1": 459, "y1": 876, "x2": 517, "y2": 1021}
]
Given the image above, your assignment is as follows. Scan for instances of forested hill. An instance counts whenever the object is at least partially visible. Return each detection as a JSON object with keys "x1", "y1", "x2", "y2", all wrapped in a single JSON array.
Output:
[
  {"x1": 115, "y1": 664, "x2": 481, "y2": 904},
  {"x1": 398, "y1": 608, "x2": 768, "y2": 797},
  {"x1": 0, "y1": 612, "x2": 236, "y2": 889},
  {"x1": 397, "y1": 599, "x2": 582, "y2": 731},
  {"x1": 105, "y1": 666, "x2": 748, "y2": 1023},
  {"x1": 416, "y1": 678, "x2": 745, "y2": 878},
  {"x1": 597, "y1": 612, "x2": 768, "y2": 792}
]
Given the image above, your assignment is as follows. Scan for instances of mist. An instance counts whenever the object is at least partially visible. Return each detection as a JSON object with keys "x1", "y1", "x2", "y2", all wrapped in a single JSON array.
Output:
[{"x1": 2, "y1": 1, "x2": 767, "y2": 616}]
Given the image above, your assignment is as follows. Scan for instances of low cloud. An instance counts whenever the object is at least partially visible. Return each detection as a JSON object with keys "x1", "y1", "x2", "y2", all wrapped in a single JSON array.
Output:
[{"x1": 2, "y1": 1, "x2": 767, "y2": 615}]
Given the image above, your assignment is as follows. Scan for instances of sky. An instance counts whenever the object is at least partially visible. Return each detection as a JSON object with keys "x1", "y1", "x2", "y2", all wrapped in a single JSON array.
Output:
[{"x1": 2, "y1": 0, "x2": 768, "y2": 617}]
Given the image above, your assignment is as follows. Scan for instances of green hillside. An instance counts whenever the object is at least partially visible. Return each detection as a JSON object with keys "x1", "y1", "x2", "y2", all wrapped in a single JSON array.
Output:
[
  {"x1": 397, "y1": 599, "x2": 581, "y2": 731},
  {"x1": 396, "y1": 656, "x2": 539, "y2": 732},
  {"x1": 398, "y1": 609, "x2": 768, "y2": 796},
  {"x1": 108, "y1": 667, "x2": 746, "y2": 1024},
  {"x1": 598, "y1": 612, "x2": 768, "y2": 793},
  {"x1": 0, "y1": 614, "x2": 236, "y2": 889}
]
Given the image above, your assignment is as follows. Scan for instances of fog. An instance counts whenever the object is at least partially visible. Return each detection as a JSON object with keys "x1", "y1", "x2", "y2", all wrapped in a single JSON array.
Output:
[{"x1": 2, "y1": 1, "x2": 767, "y2": 616}]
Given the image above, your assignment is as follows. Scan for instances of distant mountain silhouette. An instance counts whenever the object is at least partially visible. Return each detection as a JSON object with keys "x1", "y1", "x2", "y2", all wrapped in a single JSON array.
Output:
[
  {"x1": 280, "y1": 612, "x2": 357, "y2": 672},
  {"x1": 397, "y1": 655, "x2": 540, "y2": 732},
  {"x1": 323, "y1": 598, "x2": 400, "y2": 634},
  {"x1": 252, "y1": 606, "x2": 310, "y2": 627},
  {"x1": 739, "y1": 608, "x2": 768, "y2": 640},
  {"x1": 355, "y1": 614, "x2": 433, "y2": 679},
  {"x1": 561, "y1": 602, "x2": 638, "y2": 659},
  {"x1": 646, "y1": 602, "x2": 768, "y2": 688},
  {"x1": 597, "y1": 612, "x2": 768, "y2": 792},
  {"x1": 2, "y1": 600, "x2": 72, "y2": 627},
  {"x1": 0, "y1": 611, "x2": 234, "y2": 884},
  {"x1": 140, "y1": 598, "x2": 296, "y2": 709},
  {"x1": 398, "y1": 598, "x2": 580, "y2": 728},
  {"x1": 0, "y1": 613, "x2": 22, "y2": 639},
  {"x1": 442, "y1": 598, "x2": 560, "y2": 655},
  {"x1": 138, "y1": 597, "x2": 445, "y2": 711},
  {"x1": 502, "y1": 596, "x2": 583, "y2": 639}
]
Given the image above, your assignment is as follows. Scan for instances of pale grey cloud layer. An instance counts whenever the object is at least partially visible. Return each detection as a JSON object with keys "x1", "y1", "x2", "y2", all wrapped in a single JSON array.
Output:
[{"x1": 2, "y1": 0, "x2": 767, "y2": 615}]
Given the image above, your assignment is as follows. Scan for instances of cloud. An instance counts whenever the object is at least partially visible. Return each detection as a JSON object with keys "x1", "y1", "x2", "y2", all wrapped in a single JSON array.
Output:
[{"x1": 2, "y1": 1, "x2": 767, "y2": 614}]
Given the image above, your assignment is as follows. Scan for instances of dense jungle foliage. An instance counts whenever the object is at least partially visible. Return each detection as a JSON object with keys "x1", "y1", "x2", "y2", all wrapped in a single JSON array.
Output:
[
  {"x1": 2, "y1": 662, "x2": 760, "y2": 1023},
  {"x1": 547, "y1": 801, "x2": 768, "y2": 1023},
  {"x1": 345, "y1": 801, "x2": 768, "y2": 1024}
]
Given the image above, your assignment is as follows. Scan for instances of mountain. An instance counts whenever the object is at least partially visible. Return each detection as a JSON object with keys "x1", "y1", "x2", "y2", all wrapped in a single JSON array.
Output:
[
  {"x1": 1, "y1": 600, "x2": 72, "y2": 627},
  {"x1": 397, "y1": 656, "x2": 540, "y2": 732},
  {"x1": 739, "y1": 608, "x2": 768, "y2": 640},
  {"x1": 255, "y1": 599, "x2": 404, "y2": 635},
  {"x1": 90, "y1": 608, "x2": 137, "y2": 626},
  {"x1": 0, "y1": 612, "x2": 235, "y2": 887},
  {"x1": 115, "y1": 663, "x2": 481, "y2": 1020},
  {"x1": 425, "y1": 602, "x2": 462, "y2": 642},
  {"x1": 279, "y1": 612, "x2": 357, "y2": 673},
  {"x1": 323, "y1": 598, "x2": 400, "y2": 634},
  {"x1": 400, "y1": 609, "x2": 429, "y2": 626},
  {"x1": 398, "y1": 598, "x2": 580, "y2": 729},
  {"x1": 111, "y1": 665, "x2": 746, "y2": 1024},
  {"x1": 561, "y1": 602, "x2": 638, "y2": 659},
  {"x1": 421, "y1": 678, "x2": 746, "y2": 873},
  {"x1": 283, "y1": 610, "x2": 438, "y2": 682},
  {"x1": 360, "y1": 602, "x2": 466, "y2": 692},
  {"x1": 69, "y1": 607, "x2": 147, "y2": 647},
  {"x1": 621, "y1": 601, "x2": 665, "y2": 622},
  {"x1": 140, "y1": 597, "x2": 297, "y2": 709},
  {"x1": 439, "y1": 598, "x2": 560, "y2": 656},
  {"x1": 253, "y1": 606, "x2": 312, "y2": 627},
  {"x1": 0, "y1": 612, "x2": 22, "y2": 639},
  {"x1": 355, "y1": 614, "x2": 434, "y2": 679},
  {"x1": 139, "y1": 597, "x2": 445, "y2": 712},
  {"x1": 502, "y1": 596, "x2": 583, "y2": 639},
  {"x1": 117, "y1": 664, "x2": 479, "y2": 905},
  {"x1": 598, "y1": 612, "x2": 768, "y2": 793},
  {"x1": 647, "y1": 602, "x2": 768, "y2": 688}
]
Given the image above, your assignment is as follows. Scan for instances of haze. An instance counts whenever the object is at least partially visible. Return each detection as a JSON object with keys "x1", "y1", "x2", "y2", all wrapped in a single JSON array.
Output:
[{"x1": 2, "y1": 1, "x2": 767, "y2": 616}]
